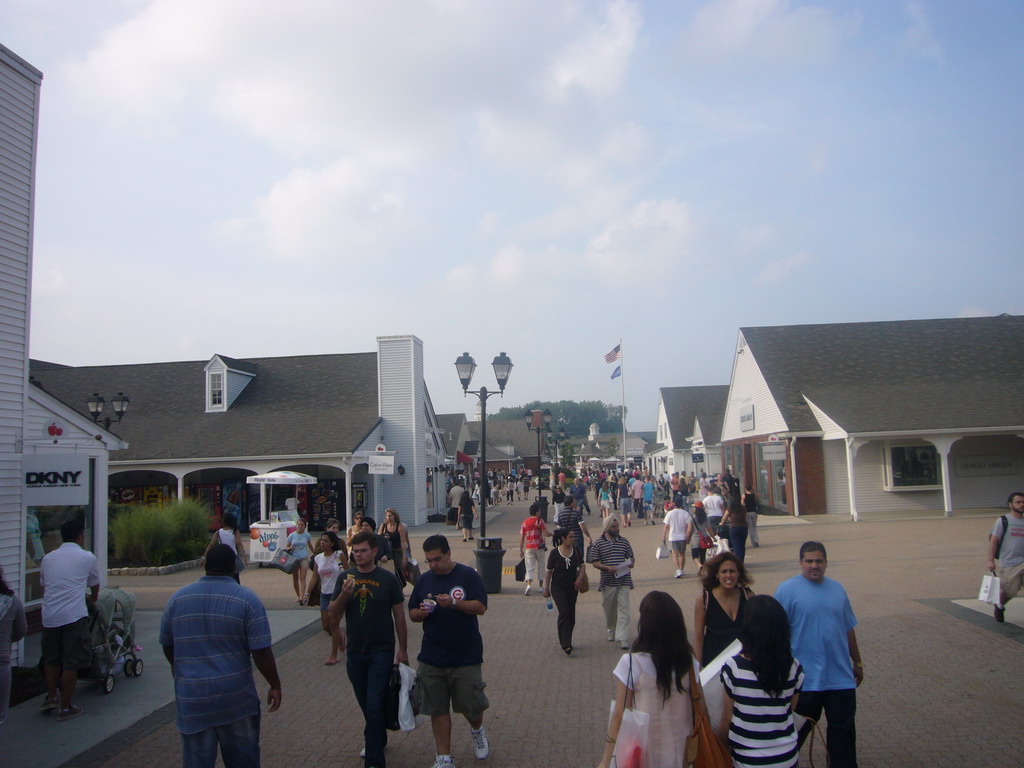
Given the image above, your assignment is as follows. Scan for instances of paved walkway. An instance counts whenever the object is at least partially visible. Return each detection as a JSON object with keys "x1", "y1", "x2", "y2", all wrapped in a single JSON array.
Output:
[{"x1": 7, "y1": 496, "x2": 1024, "y2": 767}]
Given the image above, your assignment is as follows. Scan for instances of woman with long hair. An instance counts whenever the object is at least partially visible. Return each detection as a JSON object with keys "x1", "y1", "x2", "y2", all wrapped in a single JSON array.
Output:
[
  {"x1": 285, "y1": 518, "x2": 313, "y2": 603},
  {"x1": 305, "y1": 531, "x2": 346, "y2": 665},
  {"x1": 542, "y1": 527, "x2": 585, "y2": 654},
  {"x1": 459, "y1": 488, "x2": 476, "y2": 542},
  {"x1": 598, "y1": 481, "x2": 613, "y2": 518},
  {"x1": 0, "y1": 565, "x2": 27, "y2": 727},
  {"x1": 347, "y1": 511, "x2": 365, "y2": 547},
  {"x1": 204, "y1": 512, "x2": 245, "y2": 583},
  {"x1": 378, "y1": 508, "x2": 410, "y2": 587},
  {"x1": 721, "y1": 493, "x2": 749, "y2": 562},
  {"x1": 693, "y1": 551, "x2": 754, "y2": 666},
  {"x1": 718, "y1": 595, "x2": 804, "y2": 767},
  {"x1": 597, "y1": 591, "x2": 696, "y2": 768}
]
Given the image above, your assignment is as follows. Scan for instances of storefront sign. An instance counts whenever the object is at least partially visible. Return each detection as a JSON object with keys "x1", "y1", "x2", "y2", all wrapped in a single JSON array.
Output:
[
  {"x1": 368, "y1": 455, "x2": 395, "y2": 475},
  {"x1": 739, "y1": 404, "x2": 755, "y2": 432},
  {"x1": 954, "y1": 455, "x2": 1016, "y2": 477},
  {"x1": 692, "y1": 453, "x2": 705, "y2": 463},
  {"x1": 24, "y1": 453, "x2": 90, "y2": 505},
  {"x1": 761, "y1": 443, "x2": 787, "y2": 461}
]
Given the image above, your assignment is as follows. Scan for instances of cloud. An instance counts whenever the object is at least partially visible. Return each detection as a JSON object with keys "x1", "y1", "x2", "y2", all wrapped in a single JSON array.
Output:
[
  {"x1": 683, "y1": 0, "x2": 859, "y2": 66},
  {"x1": 549, "y1": 0, "x2": 643, "y2": 98},
  {"x1": 756, "y1": 250, "x2": 810, "y2": 283},
  {"x1": 900, "y1": 1, "x2": 943, "y2": 63}
]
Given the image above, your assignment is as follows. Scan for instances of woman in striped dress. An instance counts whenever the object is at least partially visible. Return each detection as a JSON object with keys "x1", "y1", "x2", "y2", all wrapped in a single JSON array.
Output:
[{"x1": 718, "y1": 595, "x2": 804, "y2": 768}]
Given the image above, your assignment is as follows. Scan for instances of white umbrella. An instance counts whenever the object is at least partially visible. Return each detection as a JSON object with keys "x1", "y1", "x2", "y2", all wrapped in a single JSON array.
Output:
[{"x1": 246, "y1": 471, "x2": 318, "y2": 521}]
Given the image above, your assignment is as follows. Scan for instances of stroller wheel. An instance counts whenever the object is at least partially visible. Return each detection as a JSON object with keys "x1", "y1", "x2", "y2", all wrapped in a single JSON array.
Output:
[
  {"x1": 124, "y1": 659, "x2": 136, "y2": 677},
  {"x1": 133, "y1": 658, "x2": 144, "y2": 676},
  {"x1": 103, "y1": 674, "x2": 115, "y2": 694}
]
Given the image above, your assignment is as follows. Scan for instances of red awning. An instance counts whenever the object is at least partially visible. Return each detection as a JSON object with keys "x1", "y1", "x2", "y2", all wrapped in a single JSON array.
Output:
[{"x1": 456, "y1": 450, "x2": 473, "y2": 464}]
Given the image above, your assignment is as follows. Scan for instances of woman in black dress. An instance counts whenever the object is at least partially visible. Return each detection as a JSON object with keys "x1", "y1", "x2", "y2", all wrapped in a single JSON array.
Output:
[
  {"x1": 543, "y1": 528, "x2": 586, "y2": 654},
  {"x1": 459, "y1": 489, "x2": 476, "y2": 541},
  {"x1": 692, "y1": 551, "x2": 754, "y2": 666}
]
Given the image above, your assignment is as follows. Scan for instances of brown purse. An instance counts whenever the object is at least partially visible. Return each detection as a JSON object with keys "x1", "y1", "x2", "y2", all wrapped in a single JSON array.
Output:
[{"x1": 684, "y1": 663, "x2": 732, "y2": 768}]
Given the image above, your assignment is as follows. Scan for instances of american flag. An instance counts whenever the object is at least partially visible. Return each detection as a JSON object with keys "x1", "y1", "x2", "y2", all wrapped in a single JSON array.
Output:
[{"x1": 604, "y1": 344, "x2": 621, "y2": 363}]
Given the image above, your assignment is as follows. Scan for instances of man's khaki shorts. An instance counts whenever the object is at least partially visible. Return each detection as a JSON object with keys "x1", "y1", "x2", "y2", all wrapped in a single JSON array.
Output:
[
  {"x1": 41, "y1": 617, "x2": 92, "y2": 670},
  {"x1": 416, "y1": 662, "x2": 489, "y2": 718},
  {"x1": 998, "y1": 561, "x2": 1024, "y2": 598}
]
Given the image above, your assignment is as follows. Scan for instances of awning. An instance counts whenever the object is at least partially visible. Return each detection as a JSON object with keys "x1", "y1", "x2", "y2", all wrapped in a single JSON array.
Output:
[{"x1": 456, "y1": 450, "x2": 473, "y2": 464}]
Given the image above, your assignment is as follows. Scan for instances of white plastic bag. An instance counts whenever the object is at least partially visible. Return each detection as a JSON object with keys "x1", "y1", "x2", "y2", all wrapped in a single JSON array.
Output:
[
  {"x1": 655, "y1": 545, "x2": 670, "y2": 559},
  {"x1": 979, "y1": 573, "x2": 1001, "y2": 605},
  {"x1": 398, "y1": 662, "x2": 418, "y2": 731}
]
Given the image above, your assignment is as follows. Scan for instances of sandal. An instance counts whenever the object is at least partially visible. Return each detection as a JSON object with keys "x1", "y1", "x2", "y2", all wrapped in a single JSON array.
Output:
[{"x1": 324, "y1": 659, "x2": 340, "y2": 666}]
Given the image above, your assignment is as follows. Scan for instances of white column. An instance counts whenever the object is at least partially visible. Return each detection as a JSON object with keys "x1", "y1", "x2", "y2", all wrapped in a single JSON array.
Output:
[
  {"x1": 177, "y1": 474, "x2": 185, "y2": 500},
  {"x1": 845, "y1": 437, "x2": 861, "y2": 522},
  {"x1": 788, "y1": 438, "x2": 800, "y2": 517},
  {"x1": 342, "y1": 459, "x2": 353, "y2": 528},
  {"x1": 930, "y1": 436, "x2": 957, "y2": 517}
]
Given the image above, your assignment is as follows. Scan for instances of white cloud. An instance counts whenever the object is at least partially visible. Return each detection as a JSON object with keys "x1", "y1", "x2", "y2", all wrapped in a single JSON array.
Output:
[
  {"x1": 684, "y1": 0, "x2": 859, "y2": 66},
  {"x1": 756, "y1": 250, "x2": 810, "y2": 283},
  {"x1": 549, "y1": 0, "x2": 643, "y2": 98},
  {"x1": 900, "y1": 1, "x2": 943, "y2": 63}
]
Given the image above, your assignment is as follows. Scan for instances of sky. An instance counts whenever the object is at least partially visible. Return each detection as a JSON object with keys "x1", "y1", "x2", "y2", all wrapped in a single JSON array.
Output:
[{"x1": 3, "y1": 0, "x2": 1022, "y2": 431}]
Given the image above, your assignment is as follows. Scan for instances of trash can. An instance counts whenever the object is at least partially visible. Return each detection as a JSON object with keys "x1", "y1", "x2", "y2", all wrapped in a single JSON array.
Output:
[
  {"x1": 474, "y1": 537, "x2": 506, "y2": 594},
  {"x1": 534, "y1": 495, "x2": 549, "y2": 523}
]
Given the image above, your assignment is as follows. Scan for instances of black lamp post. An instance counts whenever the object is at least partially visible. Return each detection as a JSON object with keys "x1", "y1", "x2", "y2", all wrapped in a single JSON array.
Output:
[
  {"x1": 455, "y1": 352, "x2": 513, "y2": 539},
  {"x1": 550, "y1": 425, "x2": 567, "y2": 480},
  {"x1": 523, "y1": 409, "x2": 552, "y2": 490},
  {"x1": 87, "y1": 392, "x2": 130, "y2": 430}
]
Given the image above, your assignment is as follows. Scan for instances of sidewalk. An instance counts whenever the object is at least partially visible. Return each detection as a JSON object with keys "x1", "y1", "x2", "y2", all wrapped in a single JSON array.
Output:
[{"x1": 9, "y1": 496, "x2": 1024, "y2": 767}]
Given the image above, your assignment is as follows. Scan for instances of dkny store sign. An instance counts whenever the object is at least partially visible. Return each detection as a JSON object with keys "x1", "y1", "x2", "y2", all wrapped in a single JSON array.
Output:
[{"x1": 24, "y1": 453, "x2": 90, "y2": 505}]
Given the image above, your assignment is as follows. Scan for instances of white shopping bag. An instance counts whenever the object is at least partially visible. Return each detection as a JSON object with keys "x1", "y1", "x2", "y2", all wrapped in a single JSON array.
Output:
[
  {"x1": 979, "y1": 573, "x2": 1001, "y2": 605},
  {"x1": 655, "y1": 545, "x2": 670, "y2": 559},
  {"x1": 398, "y1": 662, "x2": 419, "y2": 731}
]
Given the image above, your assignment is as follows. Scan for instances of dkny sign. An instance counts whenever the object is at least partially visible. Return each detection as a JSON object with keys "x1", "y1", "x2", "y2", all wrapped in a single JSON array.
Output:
[{"x1": 24, "y1": 454, "x2": 90, "y2": 505}]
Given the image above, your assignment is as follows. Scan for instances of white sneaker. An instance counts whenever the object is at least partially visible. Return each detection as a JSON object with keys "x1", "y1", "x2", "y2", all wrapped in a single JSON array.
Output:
[
  {"x1": 674, "y1": 569, "x2": 683, "y2": 578},
  {"x1": 360, "y1": 748, "x2": 366, "y2": 758},
  {"x1": 607, "y1": 630, "x2": 615, "y2": 641},
  {"x1": 524, "y1": 584, "x2": 531, "y2": 596},
  {"x1": 471, "y1": 725, "x2": 490, "y2": 759},
  {"x1": 431, "y1": 755, "x2": 456, "y2": 767}
]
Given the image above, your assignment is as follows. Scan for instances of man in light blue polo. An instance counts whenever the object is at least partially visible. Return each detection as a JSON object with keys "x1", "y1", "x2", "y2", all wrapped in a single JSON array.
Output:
[
  {"x1": 161, "y1": 544, "x2": 282, "y2": 768},
  {"x1": 775, "y1": 541, "x2": 863, "y2": 768}
]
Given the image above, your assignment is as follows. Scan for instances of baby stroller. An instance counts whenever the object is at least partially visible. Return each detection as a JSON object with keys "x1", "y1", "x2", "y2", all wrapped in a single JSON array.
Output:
[{"x1": 82, "y1": 587, "x2": 143, "y2": 693}]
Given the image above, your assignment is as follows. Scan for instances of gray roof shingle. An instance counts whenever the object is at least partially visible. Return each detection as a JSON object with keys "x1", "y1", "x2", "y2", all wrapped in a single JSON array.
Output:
[{"x1": 660, "y1": 386, "x2": 730, "y2": 445}]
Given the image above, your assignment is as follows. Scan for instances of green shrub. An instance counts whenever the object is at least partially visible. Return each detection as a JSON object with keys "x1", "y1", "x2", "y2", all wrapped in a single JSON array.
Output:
[{"x1": 109, "y1": 500, "x2": 212, "y2": 565}]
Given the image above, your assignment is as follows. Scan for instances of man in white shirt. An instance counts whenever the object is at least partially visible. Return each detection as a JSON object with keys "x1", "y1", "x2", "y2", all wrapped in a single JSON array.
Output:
[
  {"x1": 40, "y1": 518, "x2": 101, "y2": 721},
  {"x1": 661, "y1": 503, "x2": 693, "y2": 578}
]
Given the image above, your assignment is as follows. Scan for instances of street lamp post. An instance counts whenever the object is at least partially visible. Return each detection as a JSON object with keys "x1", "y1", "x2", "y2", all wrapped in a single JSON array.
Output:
[
  {"x1": 550, "y1": 425, "x2": 567, "y2": 481},
  {"x1": 523, "y1": 409, "x2": 552, "y2": 491},
  {"x1": 455, "y1": 352, "x2": 513, "y2": 540}
]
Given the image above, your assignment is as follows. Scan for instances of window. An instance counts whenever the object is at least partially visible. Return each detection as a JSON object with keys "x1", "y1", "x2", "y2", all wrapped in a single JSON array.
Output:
[
  {"x1": 886, "y1": 444, "x2": 941, "y2": 490},
  {"x1": 209, "y1": 372, "x2": 224, "y2": 408}
]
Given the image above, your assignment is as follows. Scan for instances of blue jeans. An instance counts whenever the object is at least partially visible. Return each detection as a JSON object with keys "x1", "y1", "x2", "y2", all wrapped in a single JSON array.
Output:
[
  {"x1": 347, "y1": 650, "x2": 393, "y2": 767},
  {"x1": 180, "y1": 713, "x2": 260, "y2": 768},
  {"x1": 729, "y1": 525, "x2": 748, "y2": 562},
  {"x1": 796, "y1": 689, "x2": 857, "y2": 768}
]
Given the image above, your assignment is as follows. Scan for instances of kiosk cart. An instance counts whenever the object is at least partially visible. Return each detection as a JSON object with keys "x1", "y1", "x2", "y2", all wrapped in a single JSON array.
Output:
[{"x1": 246, "y1": 471, "x2": 317, "y2": 565}]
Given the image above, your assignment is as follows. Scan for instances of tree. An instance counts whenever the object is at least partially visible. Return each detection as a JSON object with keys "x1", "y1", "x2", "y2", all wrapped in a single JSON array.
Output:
[{"x1": 490, "y1": 399, "x2": 626, "y2": 436}]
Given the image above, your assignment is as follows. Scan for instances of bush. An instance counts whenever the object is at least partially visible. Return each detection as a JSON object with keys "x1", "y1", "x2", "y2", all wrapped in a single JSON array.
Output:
[{"x1": 109, "y1": 500, "x2": 212, "y2": 566}]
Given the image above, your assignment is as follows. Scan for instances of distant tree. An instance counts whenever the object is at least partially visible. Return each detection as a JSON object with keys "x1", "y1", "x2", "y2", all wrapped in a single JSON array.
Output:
[{"x1": 490, "y1": 399, "x2": 626, "y2": 436}]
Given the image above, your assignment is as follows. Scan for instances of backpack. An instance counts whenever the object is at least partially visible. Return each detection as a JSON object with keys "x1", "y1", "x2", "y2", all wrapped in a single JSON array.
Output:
[{"x1": 994, "y1": 515, "x2": 1009, "y2": 556}]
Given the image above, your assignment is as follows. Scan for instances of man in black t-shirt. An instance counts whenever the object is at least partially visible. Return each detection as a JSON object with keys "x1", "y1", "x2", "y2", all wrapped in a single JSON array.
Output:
[
  {"x1": 409, "y1": 535, "x2": 490, "y2": 768},
  {"x1": 330, "y1": 531, "x2": 407, "y2": 768}
]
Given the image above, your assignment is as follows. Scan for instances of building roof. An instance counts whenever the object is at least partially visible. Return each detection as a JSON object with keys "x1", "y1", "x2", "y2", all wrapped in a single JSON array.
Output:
[
  {"x1": 741, "y1": 314, "x2": 1024, "y2": 433},
  {"x1": 30, "y1": 353, "x2": 381, "y2": 461},
  {"x1": 467, "y1": 418, "x2": 546, "y2": 458},
  {"x1": 436, "y1": 413, "x2": 467, "y2": 450},
  {"x1": 660, "y1": 386, "x2": 730, "y2": 445}
]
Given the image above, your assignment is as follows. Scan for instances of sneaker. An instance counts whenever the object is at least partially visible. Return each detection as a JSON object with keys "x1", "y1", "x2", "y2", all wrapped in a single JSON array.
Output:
[
  {"x1": 360, "y1": 748, "x2": 366, "y2": 758},
  {"x1": 470, "y1": 726, "x2": 490, "y2": 759},
  {"x1": 607, "y1": 630, "x2": 616, "y2": 641},
  {"x1": 431, "y1": 754, "x2": 456, "y2": 767},
  {"x1": 56, "y1": 704, "x2": 83, "y2": 722},
  {"x1": 40, "y1": 696, "x2": 58, "y2": 712},
  {"x1": 524, "y1": 584, "x2": 531, "y2": 596},
  {"x1": 995, "y1": 604, "x2": 1005, "y2": 623},
  {"x1": 620, "y1": 641, "x2": 630, "y2": 650},
  {"x1": 674, "y1": 569, "x2": 683, "y2": 578}
]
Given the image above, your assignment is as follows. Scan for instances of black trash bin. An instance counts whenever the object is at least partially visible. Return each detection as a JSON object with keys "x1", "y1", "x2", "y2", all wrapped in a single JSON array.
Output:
[
  {"x1": 534, "y1": 495, "x2": 549, "y2": 523},
  {"x1": 474, "y1": 537, "x2": 506, "y2": 594}
]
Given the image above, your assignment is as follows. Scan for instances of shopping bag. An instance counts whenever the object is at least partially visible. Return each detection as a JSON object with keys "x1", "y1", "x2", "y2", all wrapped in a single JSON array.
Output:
[
  {"x1": 514, "y1": 557, "x2": 527, "y2": 582},
  {"x1": 610, "y1": 703, "x2": 649, "y2": 768},
  {"x1": 405, "y1": 558, "x2": 421, "y2": 585},
  {"x1": 655, "y1": 545, "x2": 670, "y2": 560},
  {"x1": 385, "y1": 664, "x2": 402, "y2": 731},
  {"x1": 979, "y1": 573, "x2": 1001, "y2": 604},
  {"x1": 398, "y1": 662, "x2": 419, "y2": 731},
  {"x1": 270, "y1": 549, "x2": 299, "y2": 574}
]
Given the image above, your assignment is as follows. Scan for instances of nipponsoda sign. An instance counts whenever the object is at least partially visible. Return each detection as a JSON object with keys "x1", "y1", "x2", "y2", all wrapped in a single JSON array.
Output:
[{"x1": 24, "y1": 453, "x2": 90, "y2": 505}]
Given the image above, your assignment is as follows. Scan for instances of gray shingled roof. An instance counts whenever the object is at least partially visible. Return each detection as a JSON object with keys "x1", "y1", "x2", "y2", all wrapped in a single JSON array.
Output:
[
  {"x1": 436, "y1": 413, "x2": 467, "y2": 449},
  {"x1": 467, "y1": 418, "x2": 547, "y2": 458},
  {"x1": 660, "y1": 386, "x2": 730, "y2": 445},
  {"x1": 742, "y1": 314, "x2": 1024, "y2": 433},
  {"x1": 30, "y1": 353, "x2": 381, "y2": 461}
]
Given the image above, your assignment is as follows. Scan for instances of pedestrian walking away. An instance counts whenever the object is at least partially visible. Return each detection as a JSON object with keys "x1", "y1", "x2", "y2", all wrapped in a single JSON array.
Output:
[
  {"x1": 160, "y1": 544, "x2": 282, "y2": 768},
  {"x1": 555, "y1": 495, "x2": 592, "y2": 561},
  {"x1": 775, "y1": 541, "x2": 863, "y2": 768},
  {"x1": 742, "y1": 486, "x2": 760, "y2": 547},
  {"x1": 39, "y1": 518, "x2": 101, "y2": 722},
  {"x1": 987, "y1": 491, "x2": 1024, "y2": 623},
  {"x1": 661, "y1": 502, "x2": 692, "y2": 578},
  {"x1": 589, "y1": 516, "x2": 634, "y2": 649},
  {"x1": 330, "y1": 531, "x2": 409, "y2": 768},
  {"x1": 409, "y1": 535, "x2": 491, "y2": 768},
  {"x1": 519, "y1": 503, "x2": 550, "y2": 596}
]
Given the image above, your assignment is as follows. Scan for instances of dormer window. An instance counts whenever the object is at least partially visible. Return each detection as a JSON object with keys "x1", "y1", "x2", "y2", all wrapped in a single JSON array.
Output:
[{"x1": 209, "y1": 372, "x2": 224, "y2": 409}]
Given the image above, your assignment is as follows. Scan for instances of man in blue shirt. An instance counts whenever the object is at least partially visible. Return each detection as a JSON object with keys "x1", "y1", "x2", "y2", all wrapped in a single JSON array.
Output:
[
  {"x1": 160, "y1": 544, "x2": 281, "y2": 768},
  {"x1": 410, "y1": 535, "x2": 489, "y2": 768},
  {"x1": 775, "y1": 541, "x2": 863, "y2": 768}
]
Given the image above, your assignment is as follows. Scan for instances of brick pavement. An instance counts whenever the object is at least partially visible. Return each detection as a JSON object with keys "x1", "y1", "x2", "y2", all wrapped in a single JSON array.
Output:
[{"x1": 44, "y1": 497, "x2": 1024, "y2": 767}]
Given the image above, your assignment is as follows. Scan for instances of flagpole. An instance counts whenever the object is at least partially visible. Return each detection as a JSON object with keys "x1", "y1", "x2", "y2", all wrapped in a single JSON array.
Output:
[{"x1": 619, "y1": 337, "x2": 626, "y2": 466}]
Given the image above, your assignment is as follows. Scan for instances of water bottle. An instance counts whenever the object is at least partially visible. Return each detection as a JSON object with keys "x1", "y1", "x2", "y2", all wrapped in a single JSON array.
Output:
[{"x1": 546, "y1": 598, "x2": 554, "y2": 613}]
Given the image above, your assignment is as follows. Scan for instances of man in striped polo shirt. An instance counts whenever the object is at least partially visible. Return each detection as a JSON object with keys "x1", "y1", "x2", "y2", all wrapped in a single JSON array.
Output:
[
  {"x1": 589, "y1": 516, "x2": 634, "y2": 649},
  {"x1": 160, "y1": 544, "x2": 282, "y2": 767}
]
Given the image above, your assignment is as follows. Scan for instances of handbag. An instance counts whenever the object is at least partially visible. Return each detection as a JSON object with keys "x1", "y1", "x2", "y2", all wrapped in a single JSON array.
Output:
[
  {"x1": 405, "y1": 558, "x2": 421, "y2": 584},
  {"x1": 514, "y1": 557, "x2": 527, "y2": 582},
  {"x1": 655, "y1": 545, "x2": 670, "y2": 559},
  {"x1": 270, "y1": 548, "x2": 299, "y2": 574},
  {"x1": 698, "y1": 531, "x2": 713, "y2": 550},
  {"x1": 576, "y1": 566, "x2": 590, "y2": 594},
  {"x1": 234, "y1": 553, "x2": 246, "y2": 574},
  {"x1": 979, "y1": 572, "x2": 1001, "y2": 604},
  {"x1": 610, "y1": 654, "x2": 649, "y2": 768},
  {"x1": 385, "y1": 664, "x2": 402, "y2": 731},
  {"x1": 685, "y1": 662, "x2": 732, "y2": 768},
  {"x1": 307, "y1": 579, "x2": 321, "y2": 607}
]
